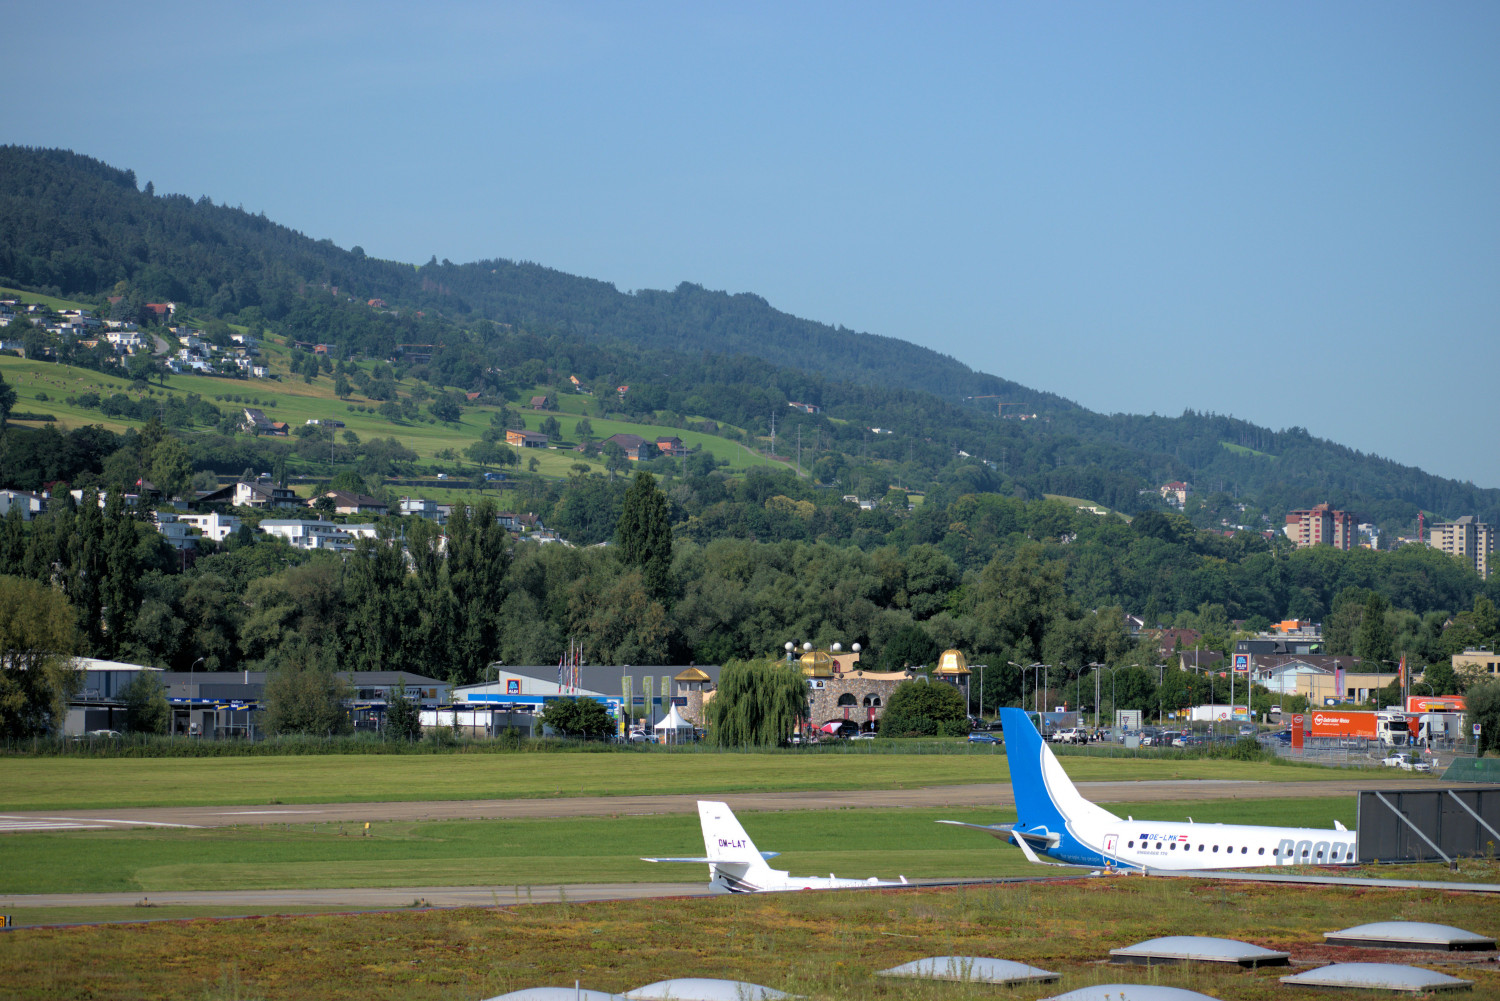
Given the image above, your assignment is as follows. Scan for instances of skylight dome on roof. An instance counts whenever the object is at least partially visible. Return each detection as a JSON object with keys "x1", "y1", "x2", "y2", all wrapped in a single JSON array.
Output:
[
  {"x1": 1324, "y1": 921, "x2": 1496, "y2": 951},
  {"x1": 483, "y1": 989, "x2": 624, "y2": 1001},
  {"x1": 876, "y1": 956, "x2": 1059, "y2": 985},
  {"x1": 625, "y1": 979, "x2": 793, "y2": 1001},
  {"x1": 1110, "y1": 936, "x2": 1290, "y2": 967},
  {"x1": 1280, "y1": 963, "x2": 1473, "y2": 993},
  {"x1": 1041, "y1": 986, "x2": 1223, "y2": 1001}
]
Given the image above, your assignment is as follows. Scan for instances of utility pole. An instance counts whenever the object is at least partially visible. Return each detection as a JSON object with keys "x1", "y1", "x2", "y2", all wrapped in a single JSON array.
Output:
[
  {"x1": 769, "y1": 412, "x2": 776, "y2": 457},
  {"x1": 796, "y1": 425, "x2": 802, "y2": 477}
]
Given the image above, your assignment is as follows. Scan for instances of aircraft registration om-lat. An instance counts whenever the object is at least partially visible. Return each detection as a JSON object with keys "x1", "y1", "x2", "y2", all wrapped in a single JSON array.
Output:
[{"x1": 644, "y1": 800, "x2": 910, "y2": 894}]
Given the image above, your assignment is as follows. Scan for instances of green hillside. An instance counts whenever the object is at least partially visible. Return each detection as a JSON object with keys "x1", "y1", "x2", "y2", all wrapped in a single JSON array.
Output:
[{"x1": 3, "y1": 145, "x2": 1499, "y2": 538}]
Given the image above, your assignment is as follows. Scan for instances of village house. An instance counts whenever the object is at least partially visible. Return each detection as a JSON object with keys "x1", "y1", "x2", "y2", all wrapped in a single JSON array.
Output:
[
  {"x1": 505, "y1": 429, "x2": 548, "y2": 448},
  {"x1": 311, "y1": 490, "x2": 389, "y2": 516}
]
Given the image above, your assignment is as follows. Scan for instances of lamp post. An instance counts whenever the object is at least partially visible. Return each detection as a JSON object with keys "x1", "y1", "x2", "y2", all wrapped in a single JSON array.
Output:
[
  {"x1": 1088, "y1": 662, "x2": 1105, "y2": 731},
  {"x1": 1156, "y1": 663, "x2": 1166, "y2": 726},
  {"x1": 189, "y1": 656, "x2": 205, "y2": 737}
]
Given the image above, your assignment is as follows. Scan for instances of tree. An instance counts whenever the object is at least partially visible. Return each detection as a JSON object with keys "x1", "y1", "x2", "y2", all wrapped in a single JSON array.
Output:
[
  {"x1": 0, "y1": 576, "x2": 82, "y2": 739},
  {"x1": 335, "y1": 374, "x2": 352, "y2": 399},
  {"x1": 428, "y1": 395, "x2": 461, "y2": 423},
  {"x1": 384, "y1": 676, "x2": 422, "y2": 741},
  {"x1": 147, "y1": 436, "x2": 193, "y2": 498},
  {"x1": 263, "y1": 659, "x2": 353, "y2": 736},
  {"x1": 879, "y1": 678, "x2": 967, "y2": 737},
  {"x1": 706, "y1": 659, "x2": 806, "y2": 747},
  {"x1": 539, "y1": 696, "x2": 615, "y2": 738},
  {"x1": 879, "y1": 623, "x2": 939, "y2": 670},
  {"x1": 1355, "y1": 593, "x2": 1394, "y2": 667},
  {"x1": 539, "y1": 416, "x2": 562, "y2": 439},
  {"x1": 601, "y1": 440, "x2": 628, "y2": 476},
  {"x1": 0, "y1": 370, "x2": 15, "y2": 427},
  {"x1": 616, "y1": 471, "x2": 673, "y2": 601},
  {"x1": 465, "y1": 440, "x2": 503, "y2": 467},
  {"x1": 1467, "y1": 680, "x2": 1500, "y2": 757},
  {"x1": 121, "y1": 670, "x2": 170, "y2": 734}
]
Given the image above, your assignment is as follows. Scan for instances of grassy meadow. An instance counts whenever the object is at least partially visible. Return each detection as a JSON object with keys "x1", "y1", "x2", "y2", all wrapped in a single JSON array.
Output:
[
  {"x1": 2, "y1": 876, "x2": 1495, "y2": 1000},
  {"x1": 0, "y1": 746, "x2": 1365, "y2": 812},
  {"x1": 0, "y1": 798, "x2": 1370, "y2": 898},
  {"x1": 0, "y1": 288, "x2": 790, "y2": 490}
]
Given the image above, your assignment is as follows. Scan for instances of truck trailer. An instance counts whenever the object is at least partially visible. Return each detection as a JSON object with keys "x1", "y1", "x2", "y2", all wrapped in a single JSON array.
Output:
[{"x1": 1304, "y1": 709, "x2": 1411, "y2": 747}]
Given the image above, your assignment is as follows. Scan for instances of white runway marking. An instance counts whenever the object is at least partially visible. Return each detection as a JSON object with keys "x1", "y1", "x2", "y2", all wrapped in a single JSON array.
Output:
[
  {"x1": 218, "y1": 810, "x2": 323, "y2": 815},
  {"x1": 0, "y1": 815, "x2": 202, "y2": 832}
]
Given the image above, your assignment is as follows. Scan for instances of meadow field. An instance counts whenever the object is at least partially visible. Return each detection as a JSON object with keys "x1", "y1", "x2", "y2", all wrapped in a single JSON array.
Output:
[
  {"x1": 2, "y1": 875, "x2": 1495, "y2": 1001},
  {"x1": 0, "y1": 798, "x2": 1367, "y2": 899},
  {"x1": 0, "y1": 746, "x2": 1363, "y2": 812}
]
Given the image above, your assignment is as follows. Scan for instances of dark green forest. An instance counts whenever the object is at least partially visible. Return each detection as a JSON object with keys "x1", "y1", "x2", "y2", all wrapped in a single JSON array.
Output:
[{"x1": 3, "y1": 145, "x2": 1497, "y2": 538}]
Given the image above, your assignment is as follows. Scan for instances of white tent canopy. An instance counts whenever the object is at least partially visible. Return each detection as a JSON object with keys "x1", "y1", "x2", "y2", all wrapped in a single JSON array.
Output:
[{"x1": 653, "y1": 705, "x2": 694, "y2": 743}]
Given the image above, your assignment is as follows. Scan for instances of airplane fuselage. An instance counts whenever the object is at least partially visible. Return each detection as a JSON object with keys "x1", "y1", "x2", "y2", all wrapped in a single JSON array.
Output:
[{"x1": 1038, "y1": 819, "x2": 1358, "y2": 870}]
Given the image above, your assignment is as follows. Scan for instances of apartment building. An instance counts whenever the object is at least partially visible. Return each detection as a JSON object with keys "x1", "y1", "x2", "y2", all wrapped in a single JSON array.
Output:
[
  {"x1": 1284, "y1": 503, "x2": 1357, "y2": 550},
  {"x1": 1429, "y1": 516, "x2": 1493, "y2": 579}
]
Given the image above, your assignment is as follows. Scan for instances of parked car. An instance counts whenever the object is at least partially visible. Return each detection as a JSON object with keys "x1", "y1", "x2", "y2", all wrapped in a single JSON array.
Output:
[
  {"x1": 1051, "y1": 727, "x2": 1085, "y2": 744},
  {"x1": 849, "y1": 732, "x2": 876, "y2": 740},
  {"x1": 1382, "y1": 752, "x2": 1432, "y2": 772},
  {"x1": 967, "y1": 732, "x2": 1000, "y2": 744}
]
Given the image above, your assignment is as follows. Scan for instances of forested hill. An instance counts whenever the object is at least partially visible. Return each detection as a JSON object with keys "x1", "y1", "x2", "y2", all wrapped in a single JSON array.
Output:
[
  {"x1": 2, "y1": 145, "x2": 1497, "y2": 531},
  {"x1": 0, "y1": 146, "x2": 1068, "y2": 412}
]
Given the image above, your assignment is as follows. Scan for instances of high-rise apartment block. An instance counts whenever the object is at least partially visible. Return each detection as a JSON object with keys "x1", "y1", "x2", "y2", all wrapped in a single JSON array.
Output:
[
  {"x1": 1284, "y1": 503, "x2": 1357, "y2": 550},
  {"x1": 1429, "y1": 516, "x2": 1493, "y2": 579}
]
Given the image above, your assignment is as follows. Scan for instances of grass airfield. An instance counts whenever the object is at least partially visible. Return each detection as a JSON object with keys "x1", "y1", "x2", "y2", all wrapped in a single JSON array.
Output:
[
  {"x1": 0, "y1": 745, "x2": 1364, "y2": 812},
  {"x1": 2, "y1": 749, "x2": 1492, "y2": 998},
  {"x1": 3, "y1": 875, "x2": 1496, "y2": 1001}
]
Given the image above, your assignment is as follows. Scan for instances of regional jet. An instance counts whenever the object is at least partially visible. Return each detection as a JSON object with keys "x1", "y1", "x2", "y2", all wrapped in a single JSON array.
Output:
[
  {"x1": 939, "y1": 707, "x2": 1358, "y2": 871},
  {"x1": 644, "y1": 800, "x2": 910, "y2": 893}
]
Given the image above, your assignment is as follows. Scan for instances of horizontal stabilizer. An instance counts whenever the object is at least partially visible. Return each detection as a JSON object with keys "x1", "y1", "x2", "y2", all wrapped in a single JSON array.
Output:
[
  {"x1": 642, "y1": 852, "x2": 779, "y2": 864},
  {"x1": 937, "y1": 820, "x2": 1059, "y2": 847}
]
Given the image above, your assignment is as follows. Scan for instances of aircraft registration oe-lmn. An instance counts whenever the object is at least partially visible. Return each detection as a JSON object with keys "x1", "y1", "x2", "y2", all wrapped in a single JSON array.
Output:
[
  {"x1": 644, "y1": 800, "x2": 909, "y2": 893},
  {"x1": 940, "y1": 707, "x2": 1358, "y2": 871}
]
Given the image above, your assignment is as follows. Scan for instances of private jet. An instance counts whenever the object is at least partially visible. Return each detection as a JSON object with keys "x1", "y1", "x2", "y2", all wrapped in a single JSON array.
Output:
[
  {"x1": 645, "y1": 800, "x2": 910, "y2": 893},
  {"x1": 940, "y1": 707, "x2": 1358, "y2": 871}
]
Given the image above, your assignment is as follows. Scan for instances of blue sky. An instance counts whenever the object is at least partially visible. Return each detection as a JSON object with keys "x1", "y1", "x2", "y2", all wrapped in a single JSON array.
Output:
[{"x1": 10, "y1": 2, "x2": 1499, "y2": 488}]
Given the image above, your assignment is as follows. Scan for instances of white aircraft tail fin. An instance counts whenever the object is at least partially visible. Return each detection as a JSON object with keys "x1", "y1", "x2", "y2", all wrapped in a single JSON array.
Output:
[{"x1": 698, "y1": 801, "x2": 772, "y2": 868}]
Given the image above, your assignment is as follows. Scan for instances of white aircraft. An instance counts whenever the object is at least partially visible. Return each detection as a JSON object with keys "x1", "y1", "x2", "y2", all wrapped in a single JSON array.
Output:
[
  {"x1": 644, "y1": 800, "x2": 910, "y2": 893},
  {"x1": 940, "y1": 707, "x2": 1358, "y2": 871}
]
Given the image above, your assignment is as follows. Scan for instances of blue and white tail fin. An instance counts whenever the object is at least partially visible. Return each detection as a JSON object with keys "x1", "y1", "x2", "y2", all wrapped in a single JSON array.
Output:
[{"x1": 999, "y1": 707, "x2": 1120, "y2": 839}]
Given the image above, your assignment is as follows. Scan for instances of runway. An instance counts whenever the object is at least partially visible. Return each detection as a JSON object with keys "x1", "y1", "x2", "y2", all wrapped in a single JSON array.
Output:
[
  {"x1": 0, "y1": 776, "x2": 1459, "y2": 925},
  {"x1": 0, "y1": 776, "x2": 1439, "y2": 833}
]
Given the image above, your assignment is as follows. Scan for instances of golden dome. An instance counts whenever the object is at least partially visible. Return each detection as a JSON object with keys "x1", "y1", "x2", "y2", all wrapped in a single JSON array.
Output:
[
  {"x1": 933, "y1": 649, "x2": 970, "y2": 675},
  {"x1": 674, "y1": 667, "x2": 711, "y2": 682},
  {"x1": 799, "y1": 650, "x2": 836, "y2": 677}
]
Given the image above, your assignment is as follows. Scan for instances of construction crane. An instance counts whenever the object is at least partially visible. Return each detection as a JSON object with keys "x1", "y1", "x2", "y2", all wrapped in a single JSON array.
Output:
[{"x1": 964, "y1": 395, "x2": 1022, "y2": 418}]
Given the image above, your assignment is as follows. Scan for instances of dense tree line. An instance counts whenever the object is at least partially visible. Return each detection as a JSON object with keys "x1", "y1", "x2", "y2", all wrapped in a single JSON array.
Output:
[{"x1": 1, "y1": 456, "x2": 1494, "y2": 707}]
